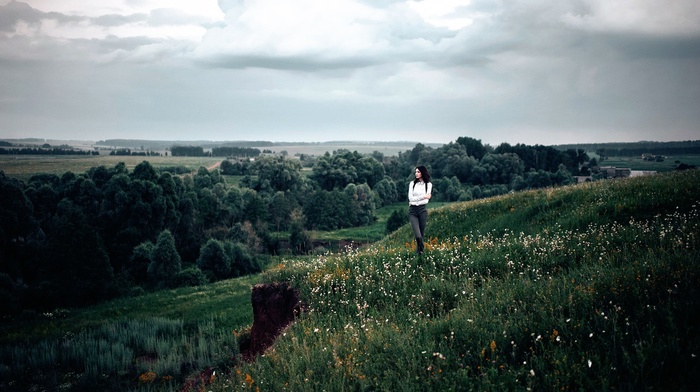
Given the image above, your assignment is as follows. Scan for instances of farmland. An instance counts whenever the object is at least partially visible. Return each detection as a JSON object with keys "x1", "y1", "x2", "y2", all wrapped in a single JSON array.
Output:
[{"x1": 0, "y1": 155, "x2": 223, "y2": 182}]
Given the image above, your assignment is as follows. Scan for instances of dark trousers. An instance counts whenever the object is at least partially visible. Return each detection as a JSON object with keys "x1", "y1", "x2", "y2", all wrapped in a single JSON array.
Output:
[{"x1": 409, "y1": 205, "x2": 428, "y2": 253}]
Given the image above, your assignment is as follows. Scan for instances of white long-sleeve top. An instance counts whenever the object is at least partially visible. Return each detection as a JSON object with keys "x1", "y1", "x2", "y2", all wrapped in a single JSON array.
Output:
[{"x1": 408, "y1": 181, "x2": 432, "y2": 206}]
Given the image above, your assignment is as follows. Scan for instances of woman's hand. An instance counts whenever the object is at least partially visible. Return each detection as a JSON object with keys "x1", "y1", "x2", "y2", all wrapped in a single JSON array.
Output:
[{"x1": 425, "y1": 194, "x2": 431, "y2": 200}]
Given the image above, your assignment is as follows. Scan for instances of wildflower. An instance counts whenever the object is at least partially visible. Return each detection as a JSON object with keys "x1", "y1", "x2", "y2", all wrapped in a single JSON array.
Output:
[
  {"x1": 245, "y1": 373, "x2": 254, "y2": 387},
  {"x1": 588, "y1": 360, "x2": 592, "y2": 368},
  {"x1": 139, "y1": 371, "x2": 157, "y2": 383}
]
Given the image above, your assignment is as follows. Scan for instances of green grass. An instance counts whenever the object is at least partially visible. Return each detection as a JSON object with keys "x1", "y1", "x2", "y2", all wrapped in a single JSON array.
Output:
[
  {"x1": 0, "y1": 276, "x2": 259, "y2": 391},
  {"x1": 1, "y1": 275, "x2": 259, "y2": 345},
  {"x1": 311, "y1": 202, "x2": 450, "y2": 244},
  {"x1": 227, "y1": 170, "x2": 700, "y2": 391}
]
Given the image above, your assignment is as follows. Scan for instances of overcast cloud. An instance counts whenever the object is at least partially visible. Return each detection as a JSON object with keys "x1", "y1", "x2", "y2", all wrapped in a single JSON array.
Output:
[{"x1": 0, "y1": 0, "x2": 698, "y2": 146}]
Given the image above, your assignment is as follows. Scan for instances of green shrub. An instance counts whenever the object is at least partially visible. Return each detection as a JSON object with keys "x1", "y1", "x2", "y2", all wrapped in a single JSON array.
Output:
[{"x1": 172, "y1": 267, "x2": 209, "y2": 287}]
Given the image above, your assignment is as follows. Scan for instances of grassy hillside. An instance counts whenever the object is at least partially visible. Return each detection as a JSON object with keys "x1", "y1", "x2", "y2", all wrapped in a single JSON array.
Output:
[
  {"x1": 0, "y1": 276, "x2": 260, "y2": 391},
  {"x1": 2, "y1": 170, "x2": 698, "y2": 391},
  {"x1": 236, "y1": 170, "x2": 700, "y2": 391}
]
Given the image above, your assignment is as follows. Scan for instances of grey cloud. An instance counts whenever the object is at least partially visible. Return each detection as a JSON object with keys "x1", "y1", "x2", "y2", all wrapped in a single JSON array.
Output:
[
  {"x1": 0, "y1": 1, "x2": 84, "y2": 32},
  {"x1": 93, "y1": 13, "x2": 147, "y2": 27},
  {"x1": 608, "y1": 33, "x2": 700, "y2": 60},
  {"x1": 0, "y1": 1, "x2": 39, "y2": 31},
  {"x1": 198, "y1": 53, "x2": 382, "y2": 72}
]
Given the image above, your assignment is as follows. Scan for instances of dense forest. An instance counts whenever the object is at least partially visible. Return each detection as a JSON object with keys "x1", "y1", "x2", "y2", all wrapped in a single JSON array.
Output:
[{"x1": 0, "y1": 137, "x2": 632, "y2": 313}]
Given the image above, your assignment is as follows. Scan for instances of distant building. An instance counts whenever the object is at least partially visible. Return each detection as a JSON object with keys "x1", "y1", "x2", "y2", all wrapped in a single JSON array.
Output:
[
  {"x1": 598, "y1": 166, "x2": 632, "y2": 178},
  {"x1": 641, "y1": 153, "x2": 666, "y2": 162}
]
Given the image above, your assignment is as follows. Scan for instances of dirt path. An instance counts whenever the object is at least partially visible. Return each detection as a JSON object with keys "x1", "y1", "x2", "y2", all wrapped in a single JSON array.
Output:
[{"x1": 206, "y1": 160, "x2": 221, "y2": 171}]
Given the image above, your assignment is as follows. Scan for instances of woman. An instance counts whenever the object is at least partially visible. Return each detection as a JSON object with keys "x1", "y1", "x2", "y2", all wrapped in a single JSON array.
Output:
[{"x1": 408, "y1": 165, "x2": 432, "y2": 254}]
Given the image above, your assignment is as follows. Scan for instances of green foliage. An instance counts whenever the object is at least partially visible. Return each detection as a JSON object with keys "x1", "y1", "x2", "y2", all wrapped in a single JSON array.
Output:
[
  {"x1": 196, "y1": 238, "x2": 261, "y2": 280},
  {"x1": 303, "y1": 189, "x2": 356, "y2": 230},
  {"x1": 230, "y1": 170, "x2": 700, "y2": 391},
  {"x1": 385, "y1": 208, "x2": 406, "y2": 234},
  {"x1": 171, "y1": 145, "x2": 206, "y2": 156},
  {"x1": 310, "y1": 149, "x2": 385, "y2": 190},
  {"x1": 172, "y1": 267, "x2": 208, "y2": 287},
  {"x1": 249, "y1": 155, "x2": 303, "y2": 192},
  {"x1": 344, "y1": 182, "x2": 377, "y2": 226},
  {"x1": 373, "y1": 177, "x2": 398, "y2": 206},
  {"x1": 197, "y1": 239, "x2": 231, "y2": 279},
  {"x1": 289, "y1": 215, "x2": 312, "y2": 255},
  {"x1": 42, "y1": 199, "x2": 113, "y2": 307},
  {"x1": 147, "y1": 230, "x2": 182, "y2": 287}
]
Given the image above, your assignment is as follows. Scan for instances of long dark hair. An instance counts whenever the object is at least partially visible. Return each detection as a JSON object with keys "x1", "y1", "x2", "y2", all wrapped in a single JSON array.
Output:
[{"x1": 413, "y1": 165, "x2": 431, "y2": 186}]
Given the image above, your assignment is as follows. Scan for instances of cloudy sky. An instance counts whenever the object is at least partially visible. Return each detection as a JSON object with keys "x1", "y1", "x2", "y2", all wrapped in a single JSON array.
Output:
[{"x1": 0, "y1": 0, "x2": 698, "y2": 146}]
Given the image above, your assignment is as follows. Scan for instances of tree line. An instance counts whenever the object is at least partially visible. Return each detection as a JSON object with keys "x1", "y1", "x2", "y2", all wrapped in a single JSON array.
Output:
[
  {"x1": 555, "y1": 140, "x2": 700, "y2": 158},
  {"x1": 1, "y1": 137, "x2": 596, "y2": 314},
  {"x1": 0, "y1": 148, "x2": 98, "y2": 156},
  {"x1": 170, "y1": 145, "x2": 262, "y2": 157}
]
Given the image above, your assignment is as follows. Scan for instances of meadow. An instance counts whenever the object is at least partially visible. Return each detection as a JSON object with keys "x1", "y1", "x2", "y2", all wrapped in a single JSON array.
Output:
[{"x1": 232, "y1": 169, "x2": 700, "y2": 391}]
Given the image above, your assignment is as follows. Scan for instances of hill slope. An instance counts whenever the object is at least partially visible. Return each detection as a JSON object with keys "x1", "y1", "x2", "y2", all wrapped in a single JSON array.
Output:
[{"x1": 238, "y1": 170, "x2": 700, "y2": 391}]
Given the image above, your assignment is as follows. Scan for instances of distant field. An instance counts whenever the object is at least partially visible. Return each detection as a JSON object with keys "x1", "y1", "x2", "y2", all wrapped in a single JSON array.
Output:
[
  {"x1": 599, "y1": 154, "x2": 700, "y2": 172},
  {"x1": 258, "y1": 142, "x2": 416, "y2": 157},
  {"x1": 0, "y1": 155, "x2": 223, "y2": 181},
  {"x1": 0, "y1": 140, "x2": 422, "y2": 181}
]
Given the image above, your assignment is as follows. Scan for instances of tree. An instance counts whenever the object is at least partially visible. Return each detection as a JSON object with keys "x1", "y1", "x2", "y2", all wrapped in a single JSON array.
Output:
[
  {"x1": 374, "y1": 178, "x2": 398, "y2": 207},
  {"x1": 456, "y1": 136, "x2": 488, "y2": 160},
  {"x1": 197, "y1": 239, "x2": 231, "y2": 279},
  {"x1": 147, "y1": 230, "x2": 181, "y2": 287},
  {"x1": 344, "y1": 183, "x2": 377, "y2": 226},
  {"x1": 310, "y1": 150, "x2": 384, "y2": 190},
  {"x1": 43, "y1": 199, "x2": 113, "y2": 307},
  {"x1": 128, "y1": 241, "x2": 155, "y2": 285},
  {"x1": 303, "y1": 189, "x2": 356, "y2": 230},
  {"x1": 269, "y1": 191, "x2": 295, "y2": 231},
  {"x1": 477, "y1": 153, "x2": 525, "y2": 185},
  {"x1": 228, "y1": 242, "x2": 259, "y2": 277},
  {"x1": 310, "y1": 151, "x2": 356, "y2": 190},
  {"x1": 251, "y1": 155, "x2": 303, "y2": 193},
  {"x1": 131, "y1": 160, "x2": 158, "y2": 182},
  {"x1": 241, "y1": 188, "x2": 267, "y2": 224},
  {"x1": 0, "y1": 172, "x2": 35, "y2": 245},
  {"x1": 288, "y1": 209, "x2": 312, "y2": 255}
]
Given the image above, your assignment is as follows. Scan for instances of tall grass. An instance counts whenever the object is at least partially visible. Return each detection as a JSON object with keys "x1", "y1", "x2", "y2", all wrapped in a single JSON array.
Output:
[
  {"x1": 0, "y1": 316, "x2": 238, "y2": 391},
  {"x1": 223, "y1": 170, "x2": 700, "y2": 391},
  {"x1": 0, "y1": 276, "x2": 258, "y2": 391}
]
